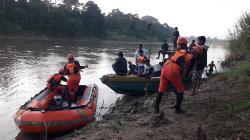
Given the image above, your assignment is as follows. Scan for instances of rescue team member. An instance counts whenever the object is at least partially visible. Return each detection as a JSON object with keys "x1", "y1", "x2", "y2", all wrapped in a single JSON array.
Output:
[
  {"x1": 64, "y1": 54, "x2": 88, "y2": 103},
  {"x1": 47, "y1": 69, "x2": 67, "y2": 94},
  {"x1": 137, "y1": 50, "x2": 148, "y2": 76},
  {"x1": 154, "y1": 37, "x2": 193, "y2": 114},
  {"x1": 190, "y1": 36, "x2": 208, "y2": 96}
]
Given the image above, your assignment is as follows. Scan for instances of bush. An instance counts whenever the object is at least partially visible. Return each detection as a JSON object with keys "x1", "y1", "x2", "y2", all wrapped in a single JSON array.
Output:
[{"x1": 227, "y1": 12, "x2": 250, "y2": 61}]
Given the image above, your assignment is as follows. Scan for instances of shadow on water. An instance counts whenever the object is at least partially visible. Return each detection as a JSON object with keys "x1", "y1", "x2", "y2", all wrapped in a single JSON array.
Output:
[{"x1": 0, "y1": 38, "x2": 227, "y2": 139}]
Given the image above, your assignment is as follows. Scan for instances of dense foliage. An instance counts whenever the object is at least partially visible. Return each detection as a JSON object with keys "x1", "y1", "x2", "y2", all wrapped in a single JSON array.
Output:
[
  {"x1": 0, "y1": 0, "x2": 173, "y2": 40},
  {"x1": 227, "y1": 12, "x2": 250, "y2": 60}
]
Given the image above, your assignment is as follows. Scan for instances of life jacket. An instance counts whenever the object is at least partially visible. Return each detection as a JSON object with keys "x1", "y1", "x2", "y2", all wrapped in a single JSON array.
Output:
[
  {"x1": 165, "y1": 49, "x2": 187, "y2": 65},
  {"x1": 66, "y1": 63, "x2": 79, "y2": 75},
  {"x1": 164, "y1": 49, "x2": 190, "y2": 73},
  {"x1": 137, "y1": 55, "x2": 146, "y2": 64},
  {"x1": 47, "y1": 74, "x2": 63, "y2": 88}
]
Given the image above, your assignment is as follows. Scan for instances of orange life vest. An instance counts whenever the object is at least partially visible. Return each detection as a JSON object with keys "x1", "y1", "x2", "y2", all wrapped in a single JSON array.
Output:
[
  {"x1": 47, "y1": 74, "x2": 63, "y2": 88},
  {"x1": 164, "y1": 49, "x2": 193, "y2": 73},
  {"x1": 66, "y1": 63, "x2": 79, "y2": 75},
  {"x1": 164, "y1": 49, "x2": 187, "y2": 66},
  {"x1": 137, "y1": 55, "x2": 146, "y2": 64}
]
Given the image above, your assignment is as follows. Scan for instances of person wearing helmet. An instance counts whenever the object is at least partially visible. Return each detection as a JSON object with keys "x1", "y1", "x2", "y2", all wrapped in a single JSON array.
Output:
[
  {"x1": 190, "y1": 36, "x2": 208, "y2": 96},
  {"x1": 64, "y1": 54, "x2": 88, "y2": 103},
  {"x1": 47, "y1": 69, "x2": 67, "y2": 95},
  {"x1": 154, "y1": 37, "x2": 193, "y2": 114}
]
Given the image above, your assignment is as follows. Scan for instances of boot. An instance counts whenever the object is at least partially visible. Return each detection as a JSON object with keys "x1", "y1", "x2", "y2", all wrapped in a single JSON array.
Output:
[
  {"x1": 175, "y1": 93, "x2": 185, "y2": 114},
  {"x1": 154, "y1": 93, "x2": 163, "y2": 113}
]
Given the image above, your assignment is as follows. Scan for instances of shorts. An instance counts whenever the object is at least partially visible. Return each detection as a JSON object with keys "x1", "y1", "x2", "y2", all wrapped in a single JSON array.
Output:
[{"x1": 192, "y1": 69, "x2": 204, "y2": 81}]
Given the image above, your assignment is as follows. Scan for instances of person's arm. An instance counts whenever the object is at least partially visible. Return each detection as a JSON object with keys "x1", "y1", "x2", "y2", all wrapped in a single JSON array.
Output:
[
  {"x1": 214, "y1": 64, "x2": 217, "y2": 70},
  {"x1": 112, "y1": 58, "x2": 120, "y2": 67},
  {"x1": 185, "y1": 57, "x2": 195, "y2": 77},
  {"x1": 75, "y1": 61, "x2": 88, "y2": 69}
]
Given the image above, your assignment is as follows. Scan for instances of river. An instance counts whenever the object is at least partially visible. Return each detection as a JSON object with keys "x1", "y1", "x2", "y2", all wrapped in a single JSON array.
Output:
[{"x1": 0, "y1": 38, "x2": 227, "y2": 140}]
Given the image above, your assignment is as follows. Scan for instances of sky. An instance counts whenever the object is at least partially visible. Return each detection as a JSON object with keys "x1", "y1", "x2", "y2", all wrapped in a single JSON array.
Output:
[{"x1": 78, "y1": 0, "x2": 250, "y2": 39}]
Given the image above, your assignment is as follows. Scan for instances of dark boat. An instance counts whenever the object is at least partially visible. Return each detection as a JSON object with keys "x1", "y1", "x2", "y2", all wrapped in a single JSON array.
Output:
[{"x1": 100, "y1": 74, "x2": 191, "y2": 96}]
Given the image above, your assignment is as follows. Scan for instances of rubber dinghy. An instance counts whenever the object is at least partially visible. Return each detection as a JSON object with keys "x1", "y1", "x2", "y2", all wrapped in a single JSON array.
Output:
[
  {"x1": 14, "y1": 84, "x2": 98, "y2": 133},
  {"x1": 100, "y1": 74, "x2": 192, "y2": 96}
]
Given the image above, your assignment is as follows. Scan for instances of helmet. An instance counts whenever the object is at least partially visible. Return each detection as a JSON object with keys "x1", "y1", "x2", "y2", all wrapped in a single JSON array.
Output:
[
  {"x1": 67, "y1": 54, "x2": 74, "y2": 60},
  {"x1": 58, "y1": 69, "x2": 64, "y2": 74},
  {"x1": 177, "y1": 37, "x2": 187, "y2": 45}
]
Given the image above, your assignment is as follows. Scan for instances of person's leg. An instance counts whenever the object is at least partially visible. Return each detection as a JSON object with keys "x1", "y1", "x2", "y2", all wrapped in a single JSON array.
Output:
[
  {"x1": 190, "y1": 70, "x2": 198, "y2": 96},
  {"x1": 162, "y1": 51, "x2": 166, "y2": 59},
  {"x1": 157, "y1": 50, "x2": 161, "y2": 59},
  {"x1": 155, "y1": 68, "x2": 168, "y2": 113},
  {"x1": 170, "y1": 74, "x2": 185, "y2": 113}
]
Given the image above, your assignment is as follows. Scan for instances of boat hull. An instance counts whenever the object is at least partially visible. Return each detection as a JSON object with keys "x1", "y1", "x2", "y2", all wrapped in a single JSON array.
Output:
[
  {"x1": 101, "y1": 74, "x2": 191, "y2": 96},
  {"x1": 14, "y1": 84, "x2": 98, "y2": 133}
]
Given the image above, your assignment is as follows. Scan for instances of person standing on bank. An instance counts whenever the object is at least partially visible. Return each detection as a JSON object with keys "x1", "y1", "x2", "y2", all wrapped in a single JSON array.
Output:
[
  {"x1": 154, "y1": 37, "x2": 193, "y2": 114},
  {"x1": 112, "y1": 52, "x2": 128, "y2": 76},
  {"x1": 190, "y1": 36, "x2": 208, "y2": 96},
  {"x1": 156, "y1": 39, "x2": 169, "y2": 59},
  {"x1": 173, "y1": 27, "x2": 180, "y2": 49}
]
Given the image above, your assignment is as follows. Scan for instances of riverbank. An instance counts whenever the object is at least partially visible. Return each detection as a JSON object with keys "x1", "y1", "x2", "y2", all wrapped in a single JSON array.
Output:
[{"x1": 56, "y1": 59, "x2": 250, "y2": 140}]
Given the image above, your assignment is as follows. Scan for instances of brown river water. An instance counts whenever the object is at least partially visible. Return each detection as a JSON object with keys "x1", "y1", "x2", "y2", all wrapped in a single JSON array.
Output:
[{"x1": 0, "y1": 38, "x2": 227, "y2": 139}]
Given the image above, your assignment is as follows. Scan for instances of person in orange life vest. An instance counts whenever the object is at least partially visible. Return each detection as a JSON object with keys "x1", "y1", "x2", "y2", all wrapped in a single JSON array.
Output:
[
  {"x1": 154, "y1": 37, "x2": 193, "y2": 114},
  {"x1": 47, "y1": 69, "x2": 67, "y2": 94},
  {"x1": 64, "y1": 54, "x2": 88, "y2": 102},
  {"x1": 137, "y1": 50, "x2": 148, "y2": 76},
  {"x1": 190, "y1": 36, "x2": 207, "y2": 96}
]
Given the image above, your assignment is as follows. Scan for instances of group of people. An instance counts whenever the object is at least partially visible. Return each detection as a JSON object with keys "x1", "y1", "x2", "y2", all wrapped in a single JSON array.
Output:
[
  {"x1": 112, "y1": 29, "x2": 217, "y2": 114},
  {"x1": 112, "y1": 44, "x2": 156, "y2": 77},
  {"x1": 155, "y1": 34, "x2": 218, "y2": 114},
  {"x1": 46, "y1": 54, "x2": 88, "y2": 106}
]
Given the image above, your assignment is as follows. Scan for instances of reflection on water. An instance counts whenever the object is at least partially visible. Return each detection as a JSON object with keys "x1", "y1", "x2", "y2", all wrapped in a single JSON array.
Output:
[{"x1": 0, "y1": 38, "x2": 227, "y2": 139}]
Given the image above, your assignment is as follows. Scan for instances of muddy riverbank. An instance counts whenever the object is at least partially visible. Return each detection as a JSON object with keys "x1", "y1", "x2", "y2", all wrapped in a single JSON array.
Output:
[{"x1": 57, "y1": 65, "x2": 250, "y2": 140}]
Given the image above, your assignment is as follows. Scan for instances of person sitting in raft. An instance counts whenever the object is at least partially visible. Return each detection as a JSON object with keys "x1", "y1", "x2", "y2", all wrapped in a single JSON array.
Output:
[
  {"x1": 156, "y1": 39, "x2": 169, "y2": 59},
  {"x1": 137, "y1": 50, "x2": 148, "y2": 77},
  {"x1": 134, "y1": 44, "x2": 149, "y2": 63},
  {"x1": 112, "y1": 52, "x2": 128, "y2": 76},
  {"x1": 206, "y1": 61, "x2": 217, "y2": 74},
  {"x1": 47, "y1": 69, "x2": 67, "y2": 94},
  {"x1": 128, "y1": 61, "x2": 137, "y2": 75},
  {"x1": 64, "y1": 54, "x2": 88, "y2": 103}
]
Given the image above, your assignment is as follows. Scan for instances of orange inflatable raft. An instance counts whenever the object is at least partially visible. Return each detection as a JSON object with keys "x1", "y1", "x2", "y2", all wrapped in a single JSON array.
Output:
[{"x1": 14, "y1": 84, "x2": 98, "y2": 133}]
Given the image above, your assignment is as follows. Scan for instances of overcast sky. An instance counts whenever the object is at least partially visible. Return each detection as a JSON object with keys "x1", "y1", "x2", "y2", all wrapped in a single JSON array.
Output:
[{"x1": 79, "y1": 0, "x2": 250, "y2": 39}]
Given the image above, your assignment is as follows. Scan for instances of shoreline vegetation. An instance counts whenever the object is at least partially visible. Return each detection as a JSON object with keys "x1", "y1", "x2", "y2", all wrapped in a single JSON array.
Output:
[
  {"x1": 0, "y1": 0, "x2": 173, "y2": 41},
  {"x1": 55, "y1": 13, "x2": 250, "y2": 140}
]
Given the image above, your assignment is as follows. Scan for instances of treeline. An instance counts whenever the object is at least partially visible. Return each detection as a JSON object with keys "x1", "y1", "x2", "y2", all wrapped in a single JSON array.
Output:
[
  {"x1": 227, "y1": 12, "x2": 250, "y2": 60},
  {"x1": 0, "y1": 0, "x2": 173, "y2": 40}
]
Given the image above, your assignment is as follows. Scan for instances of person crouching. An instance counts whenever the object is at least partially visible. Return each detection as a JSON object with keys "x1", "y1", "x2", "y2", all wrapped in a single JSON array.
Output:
[{"x1": 47, "y1": 69, "x2": 67, "y2": 95}]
